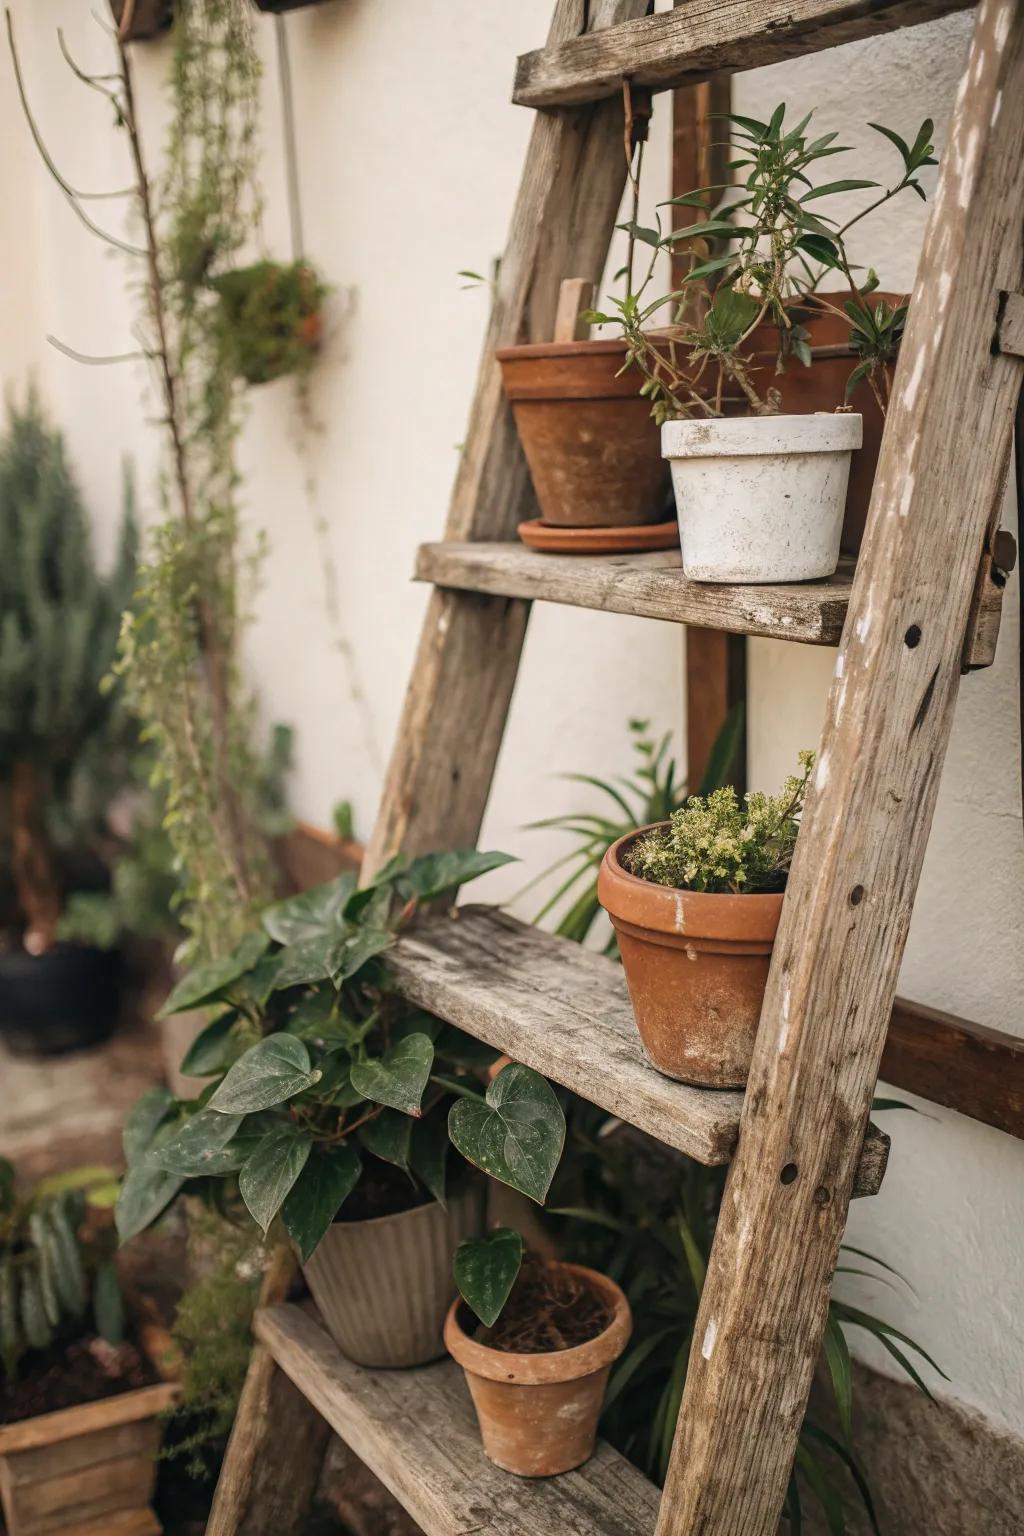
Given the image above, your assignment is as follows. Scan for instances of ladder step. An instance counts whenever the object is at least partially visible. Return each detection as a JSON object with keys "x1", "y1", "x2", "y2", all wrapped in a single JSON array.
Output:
[
  {"x1": 512, "y1": 0, "x2": 973, "y2": 108},
  {"x1": 392, "y1": 905, "x2": 742, "y2": 1165},
  {"x1": 255, "y1": 1303, "x2": 661, "y2": 1536},
  {"x1": 417, "y1": 541, "x2": 851, "y2": 646}
]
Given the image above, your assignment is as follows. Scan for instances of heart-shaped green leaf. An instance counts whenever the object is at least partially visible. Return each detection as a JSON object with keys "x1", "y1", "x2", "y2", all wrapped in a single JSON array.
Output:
[
  {"x1": 271, "y1": 926, "x2": 393, "y2": 993},
  {"x1": 282, "y1": 1144, "x2": 362, "y2": 1262},
  {"x1": 178, "y1": 1012, "x2": 239, "y2": 1078},
  {"x1": 410, "y1": 1109, "x2": 449, "y2": 1205},
  {"x1": 262, "y1": 872, "x2": 358, "y2": 945},
  {"x1": 115, "y1": 1123, "x2": 184, "y2": 1243},
  {"x1": 159, "y1": 931, "x2": 270, "y2": 1017},
  {"x1": 208, "y1": 1035, "x2": 321, "y2": 1115},
  {"x1": 448, "y1": 1063, "x2": 564, "y2": 1205},
  {"x1": 358, "y1": 1109, "x2": 412, "y2": 1169},
  {"x1": 350, "y1": 1033, "x2": 433, "y2": 1116},
  {"x1": 238, "y1": 1127, "x2": 313, "y2": 1234},
  {"x1": 122, "y1": 1086, "x2": 173, "y2": 1165},
  {"x1": 149, "y1": 1108, "x2": 245, "y2": 1177},
  {"x1": 396, "y1": 850, "x2": 516, "y2": 904},
  {"x1": 454, "y1": 1229, "x2": 524, "y2": 1327}
]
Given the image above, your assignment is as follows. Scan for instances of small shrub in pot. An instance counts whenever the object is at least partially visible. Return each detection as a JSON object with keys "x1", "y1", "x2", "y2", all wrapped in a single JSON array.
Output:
[
  {"x1": 116, "y1": 850, "x2": 568, "y2": 1370},
  {"x1": 597, "y1": 751, "x2": 814, "y2": 1087},
  {"x1": 588, "y1": 106, "x2": 937, "y2": 581}
]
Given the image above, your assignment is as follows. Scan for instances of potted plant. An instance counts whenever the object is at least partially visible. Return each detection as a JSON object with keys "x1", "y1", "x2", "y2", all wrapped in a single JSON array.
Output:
[
  {"x1": 586, "y1": 105, "x2": 936, "y2": 581},
  {"x1": 116, "y1": 849, "x2": 568, "y2": 1370},
  {"x1": 0, "y1": 396, "x2": 137, "y2": 1056},
  {"x1": 596, "y1": 751, "x2": 813, "y2": 1087},
  {"x1": 0, "y1": 1160, "x2": 179, "y2": 1536},
  {"x1": 445, "y1": 1234, "x2": 631, "y2": 1478},
  {"x1": 211, "y1": 259, "x2": 328, "y2": 387}
]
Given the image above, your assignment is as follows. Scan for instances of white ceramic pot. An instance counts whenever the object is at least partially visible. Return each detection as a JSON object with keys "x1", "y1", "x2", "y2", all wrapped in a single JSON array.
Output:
[{"x1": 662, "y1": 413, "x2": 863, "y2": 583}]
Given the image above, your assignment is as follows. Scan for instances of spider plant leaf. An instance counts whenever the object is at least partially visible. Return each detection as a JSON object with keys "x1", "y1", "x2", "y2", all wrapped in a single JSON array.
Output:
[
  {"x1": 785, "y1": 1470, "x2": 803, "y2": 1535},
  {"x1": 840, "y1": 1244, "x2": 915, "y2": 1293},
  {"x1": 698, "y1": 701, "x2": 745, "y2": 795},
  {"x1": 803, "y1": 1423, "x2": 882, "y2": 1536},
  {"x1": 561, "y1": 772, "x2": 638, "y2": 822},
  {"x1": 830, "y1": 1301, "x2": 947, "y2": 1384},
  {"x1": 604, "y1": 1325, "x2": 680, "y2": 1411},
  {"x1": 794, "y1": 1443, "x2": 846, "y2": 1536},
  {"x1": 823, "y1": 1312, "x2": 854, "y2": 1443}
]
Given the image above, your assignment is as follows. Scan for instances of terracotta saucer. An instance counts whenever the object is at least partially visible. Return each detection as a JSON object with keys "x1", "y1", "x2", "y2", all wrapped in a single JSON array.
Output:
[{"x1": 517, "y1": 518, "x2": 680, "y2": 555}]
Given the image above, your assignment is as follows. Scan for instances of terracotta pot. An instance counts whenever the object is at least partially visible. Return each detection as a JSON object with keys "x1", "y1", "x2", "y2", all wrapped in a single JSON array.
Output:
[
  {"x1": 497, "y1": 340, "x2": 668, "y2": 529},
  {"x1": 303, "y1": 1180, "x2": 485, "y2": 1368},
  {"x1": 742, "y1": 295, "x2": 902, "y2": 554},
  {"x1": 444, "y1": 1263, "x2": 631, "y2": 1478},
  {"x1": 598, "y1": 826, "x2": 783, "y2": 1088}
]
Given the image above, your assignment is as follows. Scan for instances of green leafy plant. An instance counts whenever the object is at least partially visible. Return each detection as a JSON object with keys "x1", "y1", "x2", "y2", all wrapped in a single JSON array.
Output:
[
  {"x1": 525, "y1": 711, "x2": 743, "y2": 948},
  {"x1": 211, "y1": 260, "x2": 327, "y2": 386},
  {"x1": 625, "y1": 748, "x2": 813, "y2": 894},
  {"x1": 587, "y1": 104, "x2": 935, "y2": 422},
  {"x1": 0, "y1": 1159, "x2": 125, "y2": 1383},
  {"x1": 0, "y1": 394, "x2": 137, "y2": 955},
  {"x1": 548, "y1": 1101, "x2": 944, "y2": 1532},
  {"x1": 116, "y1": 850, "x2": 566, "y2": 1321}
]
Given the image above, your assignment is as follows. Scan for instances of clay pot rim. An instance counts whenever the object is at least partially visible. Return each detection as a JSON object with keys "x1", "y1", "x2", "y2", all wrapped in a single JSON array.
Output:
[
  {"x1": 598, "y1": 825, "x2": 784, "y2": 943},
  {"x1": 444, "y1": 1262, "x2": 631, "y2": 1385},
  {"x1": 496, "y1": 338, "x2": 630, "y2": 362}
]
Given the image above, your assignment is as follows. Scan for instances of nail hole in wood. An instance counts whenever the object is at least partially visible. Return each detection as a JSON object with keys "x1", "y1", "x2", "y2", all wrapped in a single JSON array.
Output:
[
  {"x1": 780, "y1": 1163, "x2": 798, "y2": 1185},
  {"x1": 814, "y1": 1186, "x2": 831, "y2": 1207},
  {"x1": 904, "y1": 624, "x2": 923, "y2": 648},
  {"x1": 849, "y1": 884, "x2": 865, "y2": 907}
]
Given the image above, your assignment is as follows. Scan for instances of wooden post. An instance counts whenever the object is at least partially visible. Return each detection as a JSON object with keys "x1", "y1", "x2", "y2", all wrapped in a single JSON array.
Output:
[
  {"x1": 363, "y1": 0, "x2": 651, "y2": 877},
  {"x1": 670, "y1": 60, "x2": 747, "y2": 793},
  {"x1": 658, "y1": 2, "x2": 1024, "y2": 1529}
]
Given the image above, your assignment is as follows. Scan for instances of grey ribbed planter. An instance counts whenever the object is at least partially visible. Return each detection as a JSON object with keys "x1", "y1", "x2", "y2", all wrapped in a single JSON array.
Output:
[{"x1": 303, "y1": 1181, "x2": 485, "y2": 1368}]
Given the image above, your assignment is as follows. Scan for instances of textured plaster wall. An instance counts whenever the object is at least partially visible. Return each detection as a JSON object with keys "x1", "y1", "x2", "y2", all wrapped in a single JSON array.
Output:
[{"x1": 1, "y1": 0, "x2": 1021, "y2": 1452}]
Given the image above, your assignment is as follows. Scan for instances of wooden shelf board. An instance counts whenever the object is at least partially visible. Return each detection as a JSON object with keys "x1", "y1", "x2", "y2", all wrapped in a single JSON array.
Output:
[
  {"x1": 416, "y1": 542, "x2": 853, "y2": 647},
  {"x1": 512, "y1": 0, "x2": 973, "y2": 108},
  {"x1": 256, "y1": 1303, "x2": 661, "y2": 1536},
  {"x1": 391, "y1": 905, "x2": 743, "y2": 1166}
]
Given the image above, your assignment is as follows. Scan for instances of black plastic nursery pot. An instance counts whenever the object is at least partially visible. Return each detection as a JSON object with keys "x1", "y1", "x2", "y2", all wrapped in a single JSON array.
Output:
[{"x1": 0, "y1": 942, "x2": 122, "y2": 1057}]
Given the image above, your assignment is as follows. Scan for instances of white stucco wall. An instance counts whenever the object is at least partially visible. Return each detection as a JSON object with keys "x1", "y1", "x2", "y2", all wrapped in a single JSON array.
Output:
[{"x1": 2, "y1": 0, "x2": 1020, "y2": 1444}]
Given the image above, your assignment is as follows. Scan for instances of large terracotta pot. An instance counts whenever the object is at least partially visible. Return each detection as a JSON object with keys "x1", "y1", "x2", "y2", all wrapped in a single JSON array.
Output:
[
  {"x1": 598, "y1": 826, "x2": 783, "y2": 1088},
  {"x1": 303, "y1": 1180, "x2": 485, "y2": 1368},
  {"x1": 444, "y1": 1263, "x2": 631, "y2": 1478},
  {"x1": 497, "y1": 340, "x2": 668, "y2": 528},
  {"x1": 742, "y1": 295, "x2": 902, "y2": 554}
]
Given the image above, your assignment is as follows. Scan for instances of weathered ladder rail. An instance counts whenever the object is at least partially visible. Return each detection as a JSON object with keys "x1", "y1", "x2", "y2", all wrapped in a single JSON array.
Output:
[{"x1": 206, "y1": 0, "x2": 1024, "y2": 1531}]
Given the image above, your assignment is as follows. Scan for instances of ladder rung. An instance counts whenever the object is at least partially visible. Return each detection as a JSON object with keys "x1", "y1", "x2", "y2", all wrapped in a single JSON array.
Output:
[
  {"x1": 513, "y1": 0, "x2": 974, "y2": 108},
  {"x1": 418, "y1": 541, "x2": 851, "y2": 646},
  {"x1": 256, "y1": 1303, "x2": 661, "y2": 1536},
  {"x1": 394, "y1": 908, "x2": 889, "y2": 1193}
]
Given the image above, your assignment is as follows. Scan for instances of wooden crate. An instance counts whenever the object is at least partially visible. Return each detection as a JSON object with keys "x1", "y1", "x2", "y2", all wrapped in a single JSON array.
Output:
[{"x1": 0, "y1": 1382, "x2": 178, "y2": 1536}]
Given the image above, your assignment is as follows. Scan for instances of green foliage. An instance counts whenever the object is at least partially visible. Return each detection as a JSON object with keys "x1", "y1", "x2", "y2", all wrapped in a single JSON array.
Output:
[
  {"x1": 454, "y1": 1227, "x2": 524, "y2": 1328},
  {"x1": 117, "y1": 849, "x2": 563, "y2": 1295},
  {"x1": 162, "y1": 1209, "x2": 263, "y2": 1479},
  {"x1": 590, "y1": 103, "x2": 936, "y2": 421},
  {"x1": 527, "y1": 710, "x2": 743, "y2": 948},
  {"x1": 0, "y1": 393, "x2": 136, "y2": 782},
  {"x1": 625, "y1": 749, "x2": 814, "y2": 895},
  {"x1": 211, "y1": 260, "x2": 327, "y2": 386},
  {"x1": 548, "y1": 1100, "x2": 943, "y2": 1530},
  {"x1": 0, "y1": 1157, "x2": 124, "y2": 1383}
]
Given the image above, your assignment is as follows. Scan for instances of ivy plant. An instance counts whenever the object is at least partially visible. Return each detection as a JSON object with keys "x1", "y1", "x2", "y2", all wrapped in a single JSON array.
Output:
[
  {"x1": 116, "y1": 850, "x2": 566, "y2": 1317},
  {"x1": 587, "y1": 103, "x2": 936, "y2": 422}
]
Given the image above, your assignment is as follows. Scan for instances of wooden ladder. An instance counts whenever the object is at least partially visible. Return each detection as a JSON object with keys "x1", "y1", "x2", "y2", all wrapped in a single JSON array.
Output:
[{"x1": 208, "y1": 1, "x2": 1024, "y2": 1532}]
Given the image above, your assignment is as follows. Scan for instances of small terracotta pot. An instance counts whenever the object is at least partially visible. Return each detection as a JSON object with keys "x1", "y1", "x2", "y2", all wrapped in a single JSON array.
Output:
[
  {"x1": 444, "y1": 1263, "x2": 631, "y2": 1478},
  {"x1": 497, "y1": 340, "x2": 668, "y2": 529},
  {"x1": 598, "y1": 826, "x2": 783, "y2": 1088},
  {"x1": 303, "y1": 1180, "x2": 485, "y2": 1369}
]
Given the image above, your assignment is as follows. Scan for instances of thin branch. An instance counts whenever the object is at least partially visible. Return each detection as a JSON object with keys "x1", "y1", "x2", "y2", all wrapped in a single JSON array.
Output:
[
  {"x1": 57, "y1": 28, "x2": 128, "y2": 110},
  {"x1": 46, "y1": 335, "x2": 148, "y2": 366},
  {"x1": 5, "y1": 10, "x2": 146, "y2": 249}
]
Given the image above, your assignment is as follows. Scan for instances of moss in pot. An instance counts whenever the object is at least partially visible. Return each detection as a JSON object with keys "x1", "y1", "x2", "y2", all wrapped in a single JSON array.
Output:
[
  {"x1": 597, "y1": 751, "x2": 814, "y2": 1088},
  {"x1": 446, "y1": 1236, "x2": 631, "y2": 1478},
  {"x1": 115, "y1": 849, "x2": 568, "y2": 1372}
]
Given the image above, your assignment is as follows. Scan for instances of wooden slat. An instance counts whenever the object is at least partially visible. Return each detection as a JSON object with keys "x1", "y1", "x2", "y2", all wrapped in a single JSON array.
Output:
[
  {"x1": 883, "y1": 999, "x2": 1024, "y2": 1139},
  {"x1": 255, "y1": 1303, "x2": 662, "y2": 1536},
  {"x1": 416, "y1": 543, "x2": 853, "y2": 645},
  {"x1": 513, "y1": 0, "x2": 973, "y2": 107},
  {"x1": 0, "y1": 1385, "x2": 178, "y2": 1456},
  {"x1": 658, "y1": 2, "x2": 1024, "y2": 1529},
  {"x1": 391, "y1": 905, "x2": 743, "y2": 1165},
  {"x1": 363, "y1": 0, "x2": 651, "y2": 878}
]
